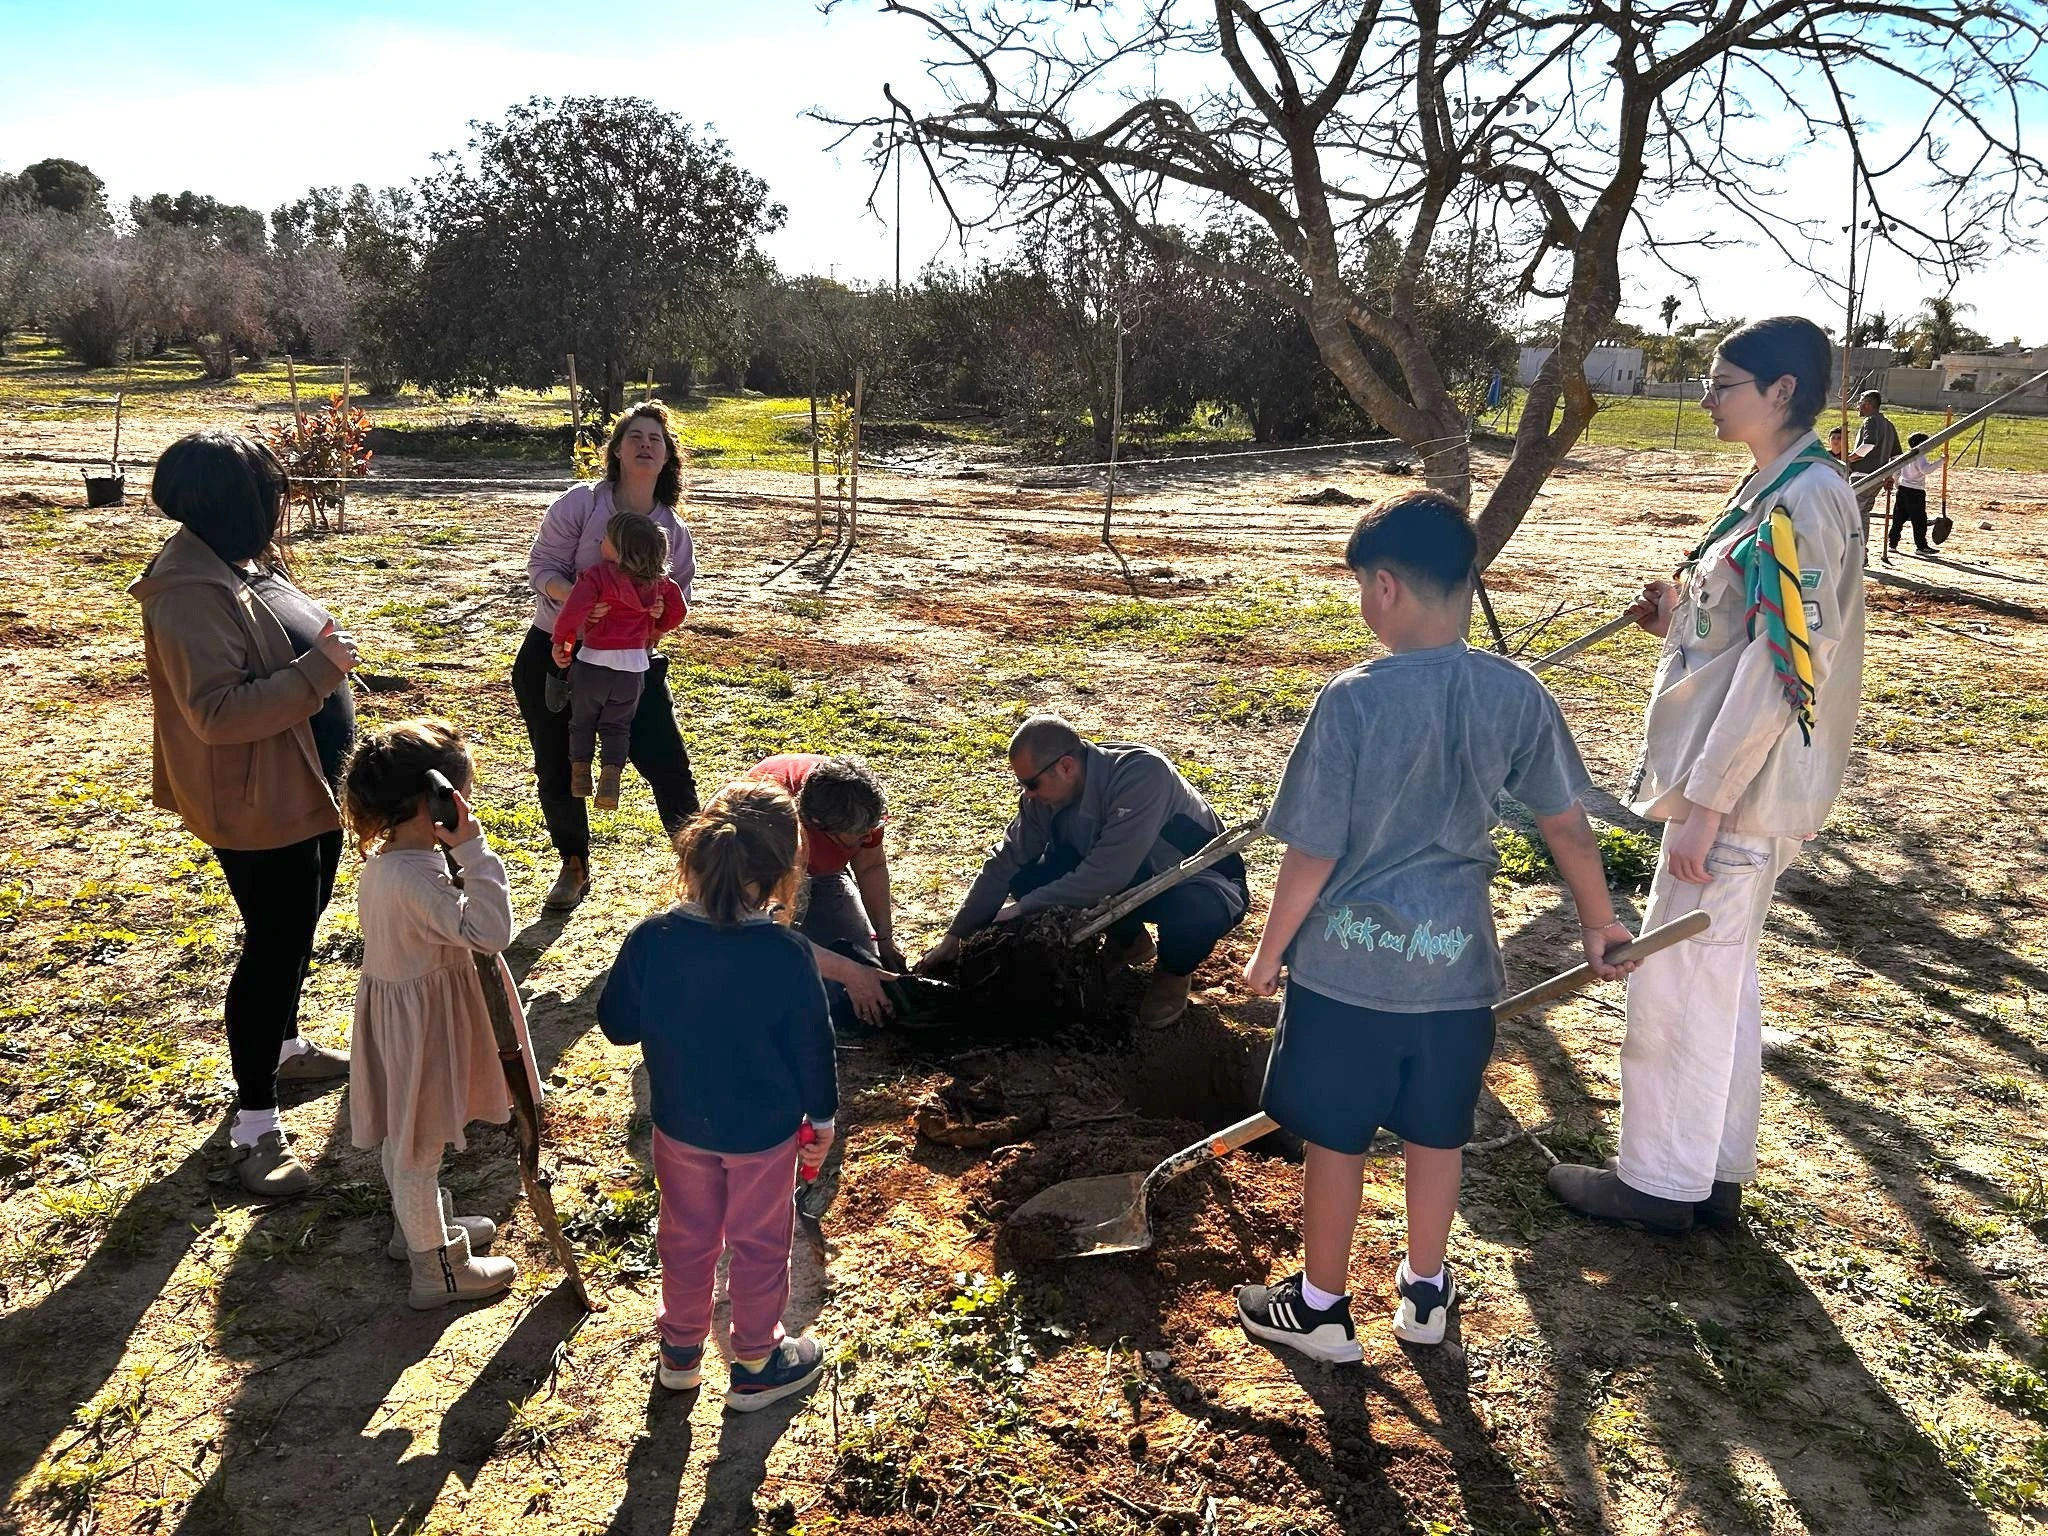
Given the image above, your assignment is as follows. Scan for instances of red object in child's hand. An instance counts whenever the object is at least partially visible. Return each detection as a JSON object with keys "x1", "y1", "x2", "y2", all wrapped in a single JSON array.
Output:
[{"x1": 797, "y1": 1122, "x2": 820, "y2": 1182}]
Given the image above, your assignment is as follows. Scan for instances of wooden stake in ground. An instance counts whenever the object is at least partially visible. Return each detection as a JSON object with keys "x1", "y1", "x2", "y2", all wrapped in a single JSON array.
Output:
[
  {"x1": 1101, "y1": 313, "x2": 1136, "y2": 594},
  {"x1": 110, "y1": 389, "x2": 123, "y2": 472},
  {"x1": 810, "y1": 387, "x2": 824, "y2": 540},
  {"x1": 339, "y1": 358, "x2": 351, "y2": 534},
  {"x1": 566, "y1": 352, "x2": 580, "y2": 471},
  {"x1": 849, "y1": 368, "x2": 863, "y2": 556}
]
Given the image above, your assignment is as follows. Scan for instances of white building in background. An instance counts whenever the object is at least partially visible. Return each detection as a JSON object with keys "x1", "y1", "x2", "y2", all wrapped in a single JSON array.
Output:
[
  {"x1": 1517, "y1": 345, "x2": 1646, "y2": 393},
  {"x1": 1933, "y1": 344, "x2": 2048, "y2": 396}
]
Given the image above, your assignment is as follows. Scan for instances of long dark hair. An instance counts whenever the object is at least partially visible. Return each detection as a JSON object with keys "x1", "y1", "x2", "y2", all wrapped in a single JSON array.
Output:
[
  {"x1": 150, "y1": 431, "x2": 291, "y2": 568},
  {"x1": 605, "y1": 401, "x2": 684, "y2": 510}
]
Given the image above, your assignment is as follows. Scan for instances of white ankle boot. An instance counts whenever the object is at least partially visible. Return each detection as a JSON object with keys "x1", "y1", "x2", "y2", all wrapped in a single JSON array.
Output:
[
  {"x1": 406, "y1": 1227, "x2": 517, "y2": 1310},
  {"x1": 388, "y1": 1188, "x2": 497, "y2": 1260}
]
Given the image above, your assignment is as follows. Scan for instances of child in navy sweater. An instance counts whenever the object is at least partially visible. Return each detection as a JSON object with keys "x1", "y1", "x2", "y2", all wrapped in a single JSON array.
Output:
[{"x1": 598, "y1": 779, "x2": 837, "y2": 1410}]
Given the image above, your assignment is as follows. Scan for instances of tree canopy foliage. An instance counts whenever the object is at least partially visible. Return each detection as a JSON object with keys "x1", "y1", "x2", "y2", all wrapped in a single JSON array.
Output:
[
  {"x1": 408, "y1": 96, "x2": 785, "y2": 415},
  {"x1": 831, "y1": 0, "x2": 2046, "y2": 560}
]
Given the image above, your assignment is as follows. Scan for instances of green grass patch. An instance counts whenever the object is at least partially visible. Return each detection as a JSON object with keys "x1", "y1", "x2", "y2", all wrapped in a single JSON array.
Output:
[
  {"x1": 1554, "y1": 391, "x2": 2048, "y2": 474},
  {"x1": 1494, "y1": 822, "x2": 1660, "y2": 893},
  {"x1": 1196, "y1": 668, "x2": 1324, "y2": 726},
  {"x1": 1071, "y1": 581, "x2": 1364, "y2": 662}
]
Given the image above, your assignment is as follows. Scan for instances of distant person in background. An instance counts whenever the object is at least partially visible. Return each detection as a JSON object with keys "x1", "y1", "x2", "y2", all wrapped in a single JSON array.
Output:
[
  {"x1": 1846, "y1": 389, "x2": 1901, "y2": 519},
  {"x1": 130, "y1": 432, "x2": 358, "y2": 1197},
  {"x1": 513, "y1": 403, "x2": 700, "y2": 913},
  {"x1": 1886, "y1": 431, "x2": 1944, "y2": 558},
  {"x1": 1826, "y1": 426, "x2": 1847, "y2": 461}
]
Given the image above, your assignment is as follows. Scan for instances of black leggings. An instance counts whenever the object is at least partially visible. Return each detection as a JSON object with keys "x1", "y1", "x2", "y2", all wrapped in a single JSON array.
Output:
[
  {"x1": 214, "y1": 830, "x2": 343, "y2": 1111},
  {"x1": 510, "y1": 626, "x2": 699, "y2": 861}
]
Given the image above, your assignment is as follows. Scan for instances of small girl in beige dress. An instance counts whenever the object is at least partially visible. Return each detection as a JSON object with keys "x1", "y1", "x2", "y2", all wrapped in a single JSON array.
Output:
[{"x1": 342, "y1": 718, "x2": 518, "y2": 1309}]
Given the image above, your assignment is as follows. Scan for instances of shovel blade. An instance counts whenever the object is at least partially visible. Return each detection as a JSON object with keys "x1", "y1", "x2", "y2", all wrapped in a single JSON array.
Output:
[{"x1": 1007, "y1": 1170, "x2": 1152, "y2": 1258}]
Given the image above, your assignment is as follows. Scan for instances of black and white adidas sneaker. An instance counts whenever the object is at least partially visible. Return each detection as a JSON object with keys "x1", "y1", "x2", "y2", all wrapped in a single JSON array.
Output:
[
  {"x1": 1235, "y1": 1272, "x2": 1362, "y2": 1363},
  {"x1": 1391, "y1": 1259, "x2": 1457, "y2": 1346}
]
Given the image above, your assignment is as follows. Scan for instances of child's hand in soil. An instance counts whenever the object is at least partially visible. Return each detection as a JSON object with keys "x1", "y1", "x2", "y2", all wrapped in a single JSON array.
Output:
[{"x1": 432, "y1": 786, "x2": 483, "y2": 849}]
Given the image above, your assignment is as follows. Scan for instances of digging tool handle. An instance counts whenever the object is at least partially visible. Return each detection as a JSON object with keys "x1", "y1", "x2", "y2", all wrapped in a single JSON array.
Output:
[
  {"x1": 1850, "y1": 367, "x2": 2048, "y2": 491},
  {"x1": 1138, "y1": 910, "x2": 1712, "y2": 1200},
  {"x1": 1524, "y1": 612, "x2": 1637, "y2": 675},
  {"x1": 1070, "y1": 815, "x2": 1269, "y2": 943},
  {"x1": 1491, "y1": 908, "x2": 1710, "y2": 1019},
  {"x1": 439, "y1": 848, "x2": 598, "y2": 1312}
]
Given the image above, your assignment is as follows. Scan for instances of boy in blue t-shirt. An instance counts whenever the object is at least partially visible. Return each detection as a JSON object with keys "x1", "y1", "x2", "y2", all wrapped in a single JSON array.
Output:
[{"x1": 1237, "y1": 491, "x2": 1636, "y2": 1359}]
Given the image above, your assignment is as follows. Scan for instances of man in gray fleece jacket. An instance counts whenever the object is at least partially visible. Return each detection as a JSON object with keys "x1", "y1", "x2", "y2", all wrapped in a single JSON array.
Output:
[{"x1": 920, "y1": 716, "x2": 1248, "y2": 1026}]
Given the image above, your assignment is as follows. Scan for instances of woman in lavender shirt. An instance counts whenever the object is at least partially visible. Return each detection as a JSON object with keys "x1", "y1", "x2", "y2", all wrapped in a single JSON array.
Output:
[{"x1": 512, "y1": 403, "x2": 701, "y2": 910}]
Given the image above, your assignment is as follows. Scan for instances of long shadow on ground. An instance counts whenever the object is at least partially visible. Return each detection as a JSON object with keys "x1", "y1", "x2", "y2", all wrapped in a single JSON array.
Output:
[{"x1": 1486, "y1": 893, "x2": 2003, "y2": 1532}]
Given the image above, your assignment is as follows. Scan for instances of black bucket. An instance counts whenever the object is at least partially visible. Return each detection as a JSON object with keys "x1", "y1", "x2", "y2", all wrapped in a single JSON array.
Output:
[{"x1": 83, "y1": 470, "x2": 125, "y2": 508}]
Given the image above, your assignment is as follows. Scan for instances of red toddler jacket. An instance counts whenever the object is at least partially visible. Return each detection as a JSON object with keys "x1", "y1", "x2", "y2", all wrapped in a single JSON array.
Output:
[{"x1": 551, "y1": 562, "x2": 688, "y2": 652}]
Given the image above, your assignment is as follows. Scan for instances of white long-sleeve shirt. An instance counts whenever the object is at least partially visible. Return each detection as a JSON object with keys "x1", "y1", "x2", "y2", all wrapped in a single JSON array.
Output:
[{"x1": 1631, "y1": 435, "x2": 1867, "y2": 837}]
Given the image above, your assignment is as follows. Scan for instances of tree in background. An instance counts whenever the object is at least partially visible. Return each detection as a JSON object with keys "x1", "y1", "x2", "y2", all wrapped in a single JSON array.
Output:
[
  {"x1": 409, "y1": 96, "x2": 784, "y2": 415},
  {"x1": 130, "y1": 191, "x2": 267, "y2": 257},
  {"x1": 1659, "y1": 295, "x2": 1680, "y2": 332},
  {"x1": 839, "y1": 0, "x2": 2044, "y2": 562},
  {"x1": 1898, "y1": 295, "x2": 1992, "y2": 367},
  {"x1": 9, "y1": 158, "x2": 108, "y2": 223},
  {"x1": 270, "y1": 185, "x2": 422, "y2": 391}
]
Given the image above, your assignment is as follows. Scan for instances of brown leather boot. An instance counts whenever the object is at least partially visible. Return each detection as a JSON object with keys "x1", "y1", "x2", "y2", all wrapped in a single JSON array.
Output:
[
  {"x1": 569, "y1": 761, "x2": 594, "y2": 799},
  {"x1": 543, "y1": 856, "x2": 590, "y2": 912},
  {"x1": 594, "y1": 762, "x2": 623, "y2": 811},
  {"x1": 1137, "y1": 970, "x2": 1194, "y2": 1028}
]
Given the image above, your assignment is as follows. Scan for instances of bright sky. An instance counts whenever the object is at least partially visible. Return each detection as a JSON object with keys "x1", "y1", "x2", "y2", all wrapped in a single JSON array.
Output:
[{"x1": 2, "y1": 0, "x2": 2042, "y2": 347}]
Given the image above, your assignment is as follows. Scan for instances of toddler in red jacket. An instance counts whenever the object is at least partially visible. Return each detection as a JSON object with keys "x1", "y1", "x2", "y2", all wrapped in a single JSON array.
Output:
[{"x1": 550, "y1": 509, "x2": 687, "y2": 809}]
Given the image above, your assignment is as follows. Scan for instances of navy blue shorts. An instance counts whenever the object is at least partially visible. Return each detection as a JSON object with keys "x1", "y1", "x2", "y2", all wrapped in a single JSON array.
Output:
[{"x1": 1259, "y1": 980, "x2": 1496, "y2": 1154}]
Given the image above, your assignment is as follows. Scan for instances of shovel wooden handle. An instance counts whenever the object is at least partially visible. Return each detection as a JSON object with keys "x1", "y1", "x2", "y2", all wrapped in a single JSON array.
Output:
[{"x1": 1142, "y1": 910, "x2": 1711, "y2": 1198}]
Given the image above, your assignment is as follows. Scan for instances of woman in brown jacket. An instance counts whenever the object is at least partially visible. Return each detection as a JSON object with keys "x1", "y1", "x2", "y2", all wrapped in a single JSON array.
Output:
[{"x1": 131, "y1": 432, "x2": 361, "y2": 1196}]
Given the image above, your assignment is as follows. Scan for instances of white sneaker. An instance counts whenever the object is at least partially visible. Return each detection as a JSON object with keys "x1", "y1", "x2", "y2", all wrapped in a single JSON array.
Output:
[{"x1": 1391, "y1": 1258, "x2": 1457, "y2": 1346}]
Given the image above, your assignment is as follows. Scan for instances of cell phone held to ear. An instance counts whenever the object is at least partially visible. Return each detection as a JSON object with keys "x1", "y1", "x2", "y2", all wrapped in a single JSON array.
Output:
[{"x1": 423, "y1": 768, "x2": 461, "y2": 833}]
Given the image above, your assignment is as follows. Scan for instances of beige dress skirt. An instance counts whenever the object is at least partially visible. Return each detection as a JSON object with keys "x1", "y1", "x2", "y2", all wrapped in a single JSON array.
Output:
[{"x1": 348, "y1": 841, "x2": 516, "y2": 1170}]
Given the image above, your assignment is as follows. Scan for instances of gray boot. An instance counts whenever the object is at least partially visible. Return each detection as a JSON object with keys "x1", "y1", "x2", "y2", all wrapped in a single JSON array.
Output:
[
  {"x1": 388, "y1": 1188, "x2": 497, "y2": 1260},
  {"x1": 406, "y1": 1227, "x2": 517, "y2": 1310},
  {"x1": 1547, "y1": 1164, "x2": 1695, "y2": 1236},
  {"x1": 1605, "y1": 1156, "x2": 1740, "y2": 1229}
]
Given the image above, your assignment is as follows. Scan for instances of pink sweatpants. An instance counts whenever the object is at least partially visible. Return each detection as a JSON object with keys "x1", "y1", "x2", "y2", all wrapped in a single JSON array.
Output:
[{"x1": 652, "y1": 1126, "x2": 798, "y2": 1360}]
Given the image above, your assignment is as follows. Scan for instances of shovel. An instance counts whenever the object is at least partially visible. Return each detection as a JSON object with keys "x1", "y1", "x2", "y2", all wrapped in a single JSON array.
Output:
[{"x1": 1005, "y1": 909, "x2": 1710, "y2": 1258}]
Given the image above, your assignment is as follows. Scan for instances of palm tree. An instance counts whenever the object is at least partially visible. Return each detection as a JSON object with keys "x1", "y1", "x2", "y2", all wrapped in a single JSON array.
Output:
[
  {"x1": 1659, "y1": 294, "x2": 1680, "y2": 331},
  {"x1": 1905, "y1": 294, "x2": 1976, "y2": 365}
]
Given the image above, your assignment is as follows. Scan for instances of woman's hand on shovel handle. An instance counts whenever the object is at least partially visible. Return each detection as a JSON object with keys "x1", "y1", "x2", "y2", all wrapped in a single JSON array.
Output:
[{"x1": 1629, "y1": 579, "x2": 1677, "y2": 638}]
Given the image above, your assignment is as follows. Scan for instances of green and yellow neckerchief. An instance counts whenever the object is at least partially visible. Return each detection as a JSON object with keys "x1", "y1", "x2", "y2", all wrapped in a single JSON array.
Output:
[{"x1": 1679, "y1": 438, "x2": 1836, "y2": 744}]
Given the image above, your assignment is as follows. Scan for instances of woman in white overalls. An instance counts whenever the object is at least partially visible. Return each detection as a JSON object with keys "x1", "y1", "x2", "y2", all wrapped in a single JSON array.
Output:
[{"x1": 1549, "y1": 316, "x2": 1867, "y2": 1235}]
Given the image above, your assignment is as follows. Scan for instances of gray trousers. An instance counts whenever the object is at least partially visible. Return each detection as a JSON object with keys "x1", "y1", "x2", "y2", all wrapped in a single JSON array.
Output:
[
  {"x1": 567, "y1": 660, "x2": 645, "y2": 767},
  {"x1": 798, "y1": 869, "x2": 879, "y2": 964}
]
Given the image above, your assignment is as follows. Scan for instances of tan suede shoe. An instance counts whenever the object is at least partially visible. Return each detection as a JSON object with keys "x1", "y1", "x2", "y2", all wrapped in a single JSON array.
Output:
[
  {"x1": 275, "y1": 1042, "x2": 349, "y2": 1084},
  {"x1": 227, "y1": 1131, "x2": 312, "y2": 1197}
]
